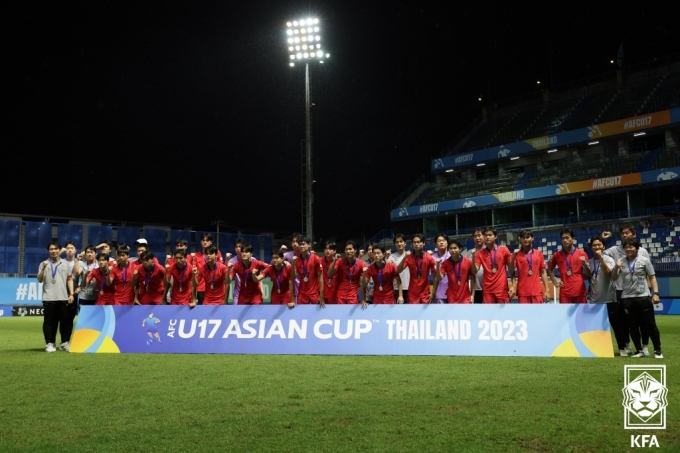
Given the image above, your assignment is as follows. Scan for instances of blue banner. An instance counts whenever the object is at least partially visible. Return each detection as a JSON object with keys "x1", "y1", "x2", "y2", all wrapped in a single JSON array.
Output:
[
  {"x1": 70, "y1": 304, "x2": 613, "y2": 357},
  {"x1": 0, "y1": 306, "x2": 13, "y2": 317},
  {"x1": 0, "y1": 278, "x2": 43, "y2": 306}
]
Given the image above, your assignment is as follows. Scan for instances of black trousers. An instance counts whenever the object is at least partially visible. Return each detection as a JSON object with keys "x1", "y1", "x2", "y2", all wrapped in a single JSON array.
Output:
[
  {"x1": 473, "y1": 290, "x2": 483, "y2": 304},
  {"x1": 394, "y1": 290, "x2": 408, "y2": 303},
  {"x1": 43, "y1": 301, "x2": 70, "y2": 345},
  {"x1": 617, "y1": 289, "x2": 650, "y2": 346},
  {"x1": 197, "y1": 292, "x2": 205, "y2": 305},
  {"x1": 605, "y1": 302, "x2": 627, "y2": 350},
  {"x1": 623, "y1": 296, "x2": 661, "y2": 352}
]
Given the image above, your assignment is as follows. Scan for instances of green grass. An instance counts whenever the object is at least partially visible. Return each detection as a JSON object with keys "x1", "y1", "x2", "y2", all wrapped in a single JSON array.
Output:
[{"x1": 1, "y1": 317, "x2": 679, "y2": 452}]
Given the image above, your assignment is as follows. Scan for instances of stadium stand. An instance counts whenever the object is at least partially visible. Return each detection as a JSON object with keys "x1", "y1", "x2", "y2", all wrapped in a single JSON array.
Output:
[{"x1": 382, "y1": 54, "x2": 680, "y2": 274}]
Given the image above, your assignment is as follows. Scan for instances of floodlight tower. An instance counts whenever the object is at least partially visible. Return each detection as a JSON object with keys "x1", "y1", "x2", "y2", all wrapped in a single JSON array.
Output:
[{"x1": 286, "y1": 17, "x2": 329, "y2": 243}]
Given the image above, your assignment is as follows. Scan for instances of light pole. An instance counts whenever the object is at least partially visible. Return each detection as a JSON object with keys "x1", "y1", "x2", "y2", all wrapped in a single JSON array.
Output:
[{"x1": 286, "y1": 17, "x2": 329, "y2": 243}]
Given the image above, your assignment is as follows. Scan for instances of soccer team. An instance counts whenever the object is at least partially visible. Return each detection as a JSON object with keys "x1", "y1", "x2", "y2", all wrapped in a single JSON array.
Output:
[{"x1": 38, "y1": 224, "x2": 663, "y2": 358}]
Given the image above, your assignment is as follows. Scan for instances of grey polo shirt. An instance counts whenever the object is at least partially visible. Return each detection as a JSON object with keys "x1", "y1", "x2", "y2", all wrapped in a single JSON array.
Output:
[
  {"x1": 40, "y1": 259, "x2": 70, "y2": 301},
  {"x1": 587, "y1": 256, "x2": 616, "y2": 303}
]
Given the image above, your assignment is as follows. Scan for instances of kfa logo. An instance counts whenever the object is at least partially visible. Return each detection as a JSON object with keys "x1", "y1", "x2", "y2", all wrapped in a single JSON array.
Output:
[
  {"x1": 433, "y1": 158, "x2": 443, "y2": 168},
  {"x1": 622, "y1": 365, "x2": 667, "y2": 430}
]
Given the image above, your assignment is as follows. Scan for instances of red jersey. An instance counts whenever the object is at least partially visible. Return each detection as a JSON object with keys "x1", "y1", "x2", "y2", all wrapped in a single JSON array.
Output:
[
  {"x1": 166, "y1": 254, "x2": 193, "y2": 268},
  {"x1": 262, "y1": 264, "x2": 293, "y2": 304},
  {"x1": 333, "y1": 258, "x2": 364, "y2": 304},
  {"x1": 167, "y1": 263, "x2": 193, "y2": 305},
  {"x1": 87, "y1": 267, "x2": 115, "y2": 305},
  {"x1": 295, "y1": 253, "x2": 323, "y2": 303},
  {"x1": 403, "y1": 252, "x2": 436, "y2": 303},
  {"x1": 321, "y1": 257, "x2": 339, "y2": 303},
  {"x1": 136, "y1": 263, "x2": 166, "y2": 304},
  {"x1": 549, "y1": 248, "x2": 588, "y2": 298},
  {"x1": 194, "y1": 250, "x2": 223, "y2": 292},
  {"x1": 475, "y1": 246, "x2": 511, "y2": 294},
  {"x1": 440, "y1": 257, "x2": 473, "y2": 303},
  {"x1": 197, "y1": 262, "x2": 228, "y2": 305},
  {"x1": 230, "y1": 259, "x2": 268, "y2": 304},
  {"x1": 110, "y1": 262, "x2": 134, "y2": 305},
  {"x1": 514, "y1": 248, "x2": 546, "y2": 297},
  {"x1": 364, "y1": 262, "x2": 399, "y2": 304}
]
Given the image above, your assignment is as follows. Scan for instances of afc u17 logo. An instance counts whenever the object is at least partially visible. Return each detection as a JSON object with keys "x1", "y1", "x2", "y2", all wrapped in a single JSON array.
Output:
[{"x1": 622, "y1": 365, "x2": 667, "y2": 430}]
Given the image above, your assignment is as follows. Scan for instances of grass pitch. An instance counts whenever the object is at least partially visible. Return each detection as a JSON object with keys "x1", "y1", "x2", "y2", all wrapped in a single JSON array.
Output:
[{"x1": 1, "y1": 316, "x2": 679, "y2": 452}]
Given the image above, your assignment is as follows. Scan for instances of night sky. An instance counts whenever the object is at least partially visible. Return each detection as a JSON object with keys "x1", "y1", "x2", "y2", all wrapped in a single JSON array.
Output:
[{"x1": 7, "y1": 1, "x2": 677, "y2": 243}]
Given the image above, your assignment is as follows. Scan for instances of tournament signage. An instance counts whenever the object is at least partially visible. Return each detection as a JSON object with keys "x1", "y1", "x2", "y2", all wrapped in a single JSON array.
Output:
[
  {"x1": 431, "y1": 108, "x2": 680, "y2": 171},
  {"x1": 70, "y1": 304, "x2": 613, "y2": 357},
  {"x1": 392, "y1": 166, "x2": 680, "y2": 219}
]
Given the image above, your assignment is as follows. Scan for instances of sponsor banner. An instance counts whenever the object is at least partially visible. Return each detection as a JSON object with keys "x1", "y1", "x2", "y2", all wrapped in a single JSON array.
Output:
[
  {"x1": 431, "y1": 108, "x2": 680, "y2": 172},
  {"x1": 654, "y1": 300, "x2": 680, "y2": 315},
  {"x1": 0, "y1": 278, "x2": 44, "y2": 306},
  {"x1": 0, "y1": 307, "x2": 13, "y2": 317},
  {"x1": 70, "y1": 304, "x2": 613, "y2": 357},
  {"x1": 12, "y1": 305, "x2": 44, "y2": 316},
  {"x1": 392, "y1": 167, "x2": 680, "y2": 219}
]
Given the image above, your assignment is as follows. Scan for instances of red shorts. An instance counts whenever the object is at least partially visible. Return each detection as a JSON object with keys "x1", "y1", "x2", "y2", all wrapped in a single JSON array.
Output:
[
  {"x1": 483, "y1": 292, "x2": 510, "y2": 303},
  {"x1": 560, "y1": 295, "x2": 587, "y2": 303},
  {"x1": 448, "y1": 300, "x2": 471, "y2": 304},
  {"x1": 295, "y1": 299, "x2": 318, "y2": 305},
  {"x1": 518, "y1": 295, "x2": 544, "y2": 304},
  {"x1": 371, "y1": 299, "x2": 395, "y2": 304},
  {"x1": 337, "y1": 298, "x2": 358, "y2": 304}
]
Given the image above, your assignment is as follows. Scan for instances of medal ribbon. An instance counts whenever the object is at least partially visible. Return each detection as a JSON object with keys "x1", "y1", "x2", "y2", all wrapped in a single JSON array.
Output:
[
  {"x1": 178, "y1": 264, "x2": 187, "y2": 288},
  {"x1": 302, "y1": 254, "x2": 309, "y2": 281},
  {"x1": 273, "y1": 265, "x2": 282, "y2": 290},
  {"x1": 451, "y1": 257, "x2": 462, "y2": 283},
  {"x1": 99, "y1": 267, "x2": 106, "y2": 293},
  {"x1": 522, "y1": 249, "x2": 533, "y2": 273},
  {"x1": 376, "y1": 263, "x2": 384, "y2": 288},
  {"x1": 592, "y1": 259, "x2": 600, "y2": 279},
  {"x1": 208, "y1": 262, "x2": 217, "y2": 287},
  {"x1": 145, "y1": 263, "x2": 154, "y2": 288},
  {"x1": 49, "y1": 261, "x2": 60, "y2": 280},
  {"x1": 121, "y1": 263, "x2": 128, "y2": 286},
  {"x1": 563, "y1": 248, "x2": 575, "y2": 274},
  {"x1": 489, "y1": 246, "x2": 497, "y2": 271},
  {"x1": 243, "y1": 260, "x2": 252, "y2": 284},
  {"x1": 415, "y1": 254, "x2": 423, "y2": 279},
  {"x1": 626, "y1": 257, "x2": 638, "y2": 279},
  {"x1": 346, "y1": 258, "x2": 356, "y2": 284}
]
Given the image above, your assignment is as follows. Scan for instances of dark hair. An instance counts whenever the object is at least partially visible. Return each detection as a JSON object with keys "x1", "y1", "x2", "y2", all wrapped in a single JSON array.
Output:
[
  {"x1": 136, "y1": 243, "x2": 149, "y2": 252},
  {"x1": 175, "y1": 238, "x2": 188, "y2": 247},
  {"x1": 560, "y1": 228, "x2": 575, "y2": 239},
  {"x1": 622, "y1": 238, "x2": 640, "y2": 249},
  {"x1": 117, "y1": 243, "x2": 131, "y2": 255},
  {"x1": 345, "y1": 240, "x2": 357, "y2": 250},
  {"x1": 271, "y1": 249, "x2": 283, "y2": 258},
  {"x1": 100, "y1": 240, "x2": 112, "y2": 248},
  {"x1": 200, "y1": 233, "x2": 213, "y2": 242},
  {"x1": 589, "y1": 236, "x2": 604, "y2": 248},
  {"x1": 482, "y1": 227, "x2": 497, "y2": 236},
  {"x1": 393, "y1": 233, "x2": 406, "y2": 244},
  {"x1": 65, "y1": 240, "x2": 77, "y2": 248},
  {"x1": 205, "y1": 245, "x2": 218, "y2": 255},
  {"x1": 619, "y1": 223, "x2": 637, "y2": 237},
  {"x1": 299, "y1": 237, "x2": 311, "y2": 245},
  {"x1": 292, "y1": 233, "x2": 303, "y2": 243},
  {"x1": 141, "y1": 251, "x2": 155, "y2": 262},
  {"x1": 325, "y1": 241, "x2": 337, "y2": 251},
  {"x1": 373, "y1": 245, "x2": 385, "y2": 254},
  {"x1": 85, "y1": 244, "x2": 97, "y2": 253},
  {"x1": 47, "y1": 240, "x2": 61, "y2": 251},
  {"x1": 366, "y1": 241, "x2": 375, "y2": 250},
  {"x1": 96, "y1": 253, "x2": 109, "y2": 261},
  {"x1": 472, "y1": 228, "x2": 484, "y2": 237},
  {"x1": 242, "y1": 243, "x2": 254, "y2": 254},
  {"x1": 173, "y1": 249, "x2": 187, "y2": 257},
  {"x1": 434, "y1": 233, "x2": 449, "y2": 244},
  {"x1": 412, "y1": 233, "x2": 425, "y2": 243},
  {"x1": 519, "y1": 229, "x2": 533, "y2": 238},
  {"x1": 449, "y1": 239, "x2": 463, "y2": 249},
  {"x1": 234, "y1": 237, "x2": 244, "y2": 247}
]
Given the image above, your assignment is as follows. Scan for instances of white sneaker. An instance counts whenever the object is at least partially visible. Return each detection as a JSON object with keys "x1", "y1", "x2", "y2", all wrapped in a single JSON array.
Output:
[
  {"x1": 631, "y1": 351, "x2": 644, "y2": 358},
  {"x1": 624, "y1": 343, "x2": 632, "y2": 356},
  {"x1": 642, "y1": 346, "x2": 650, "y2": 357},
  {"x1": 619, "y1": 350, "x2": 627, "y2": 357},
  {"x1": 655, "y1": 351, "x2": 664, "y2": 359},
  {"x1": 45, "y1": 343, "x2": 56, "y2": 353},
  {"x1": 59, "y1": 342, "x2": 70, "y2": 352}
]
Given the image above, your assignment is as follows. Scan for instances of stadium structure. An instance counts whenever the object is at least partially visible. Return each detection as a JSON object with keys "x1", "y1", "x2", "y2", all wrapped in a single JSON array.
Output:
[{"x1": 368, "y1": 55, "x2": 680, "y2": 274}]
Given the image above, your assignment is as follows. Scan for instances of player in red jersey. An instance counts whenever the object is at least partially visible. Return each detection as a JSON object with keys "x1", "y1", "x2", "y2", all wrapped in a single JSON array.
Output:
[
  {"x1": 547, "y1": 228, "x2": 588, "y2": 303},
  {"x1": 194, "y1": 233, "x2": 225, "y2": 305},
  {"x1": 254, "y1": 249, "x2": 294, "y2": 307},
  {"x1": 327, "y1": 240, "x2": 364, "y2": 304},
  {"x1": 164, "y1": 249, "x2": 194, "y2": 306},
  {"x1": 166, "y1": 238, "x2": 193, "y2": 268},
  {"x1": 397, "y1": 233, "x2": 436, "y2": 303},
  {"x1": 434, "y1": 239, "x2": 474, "y2": 303},
  {"x1": 227, "y1": 243, "x2": 268, "y2": 304},
  {"x1": 289, "y1": 237, "x2": 324, "y2": 306},
  {"x1": 108, "y1": 244, "x2": 135, "y2": 305},
  {"x1": 85, "y1": 253, "x2": 115, "y2": 305},
  {"x1": 192, "y1": 245, "x2": 228, "y2": 305},
  {"x1": 508, "y1": 230, "x2": 550, "y2": 303},
  {"x1": 320, "y1": 241, "x2": 340, "y2": 304},
  {"x1": 132, "y1": 251, "x2": 166, "y2": 305},
  {"x1": 361, "y1": 245, "x2": 401, "y2": 306},
  {"x1": 470, "y1": 227, "x2": 514, "y2": 303}
]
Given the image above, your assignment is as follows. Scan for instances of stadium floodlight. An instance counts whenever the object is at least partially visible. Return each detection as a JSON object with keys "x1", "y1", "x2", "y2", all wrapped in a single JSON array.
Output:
[
  {"x1": 445, "y1": 169, "x2": 453, "y2": 173},
  {"x1": 285, "y1": 17, "x2": 326, "y2": 243},
  {"x1": 477, "y1": 163, "x2": 486, "y2": 167},
  {"x1": 588, "y1": 141, "x2": 599, "y2": 145},
  {"x1": 510, "y1": 156, "x2": 520, "y2": 160},
  {"x1": 634, "y1": 132, "x2": 646, "y2": 136},
  {"x1": 547, "y1": 149, "x2": 557, "y2": 153}
]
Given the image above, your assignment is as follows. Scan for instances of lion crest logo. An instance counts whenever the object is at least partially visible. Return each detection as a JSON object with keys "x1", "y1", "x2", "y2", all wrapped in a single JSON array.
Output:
[{"x1": 622, "y1": 370, "x2": 668, "y2": 426}]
